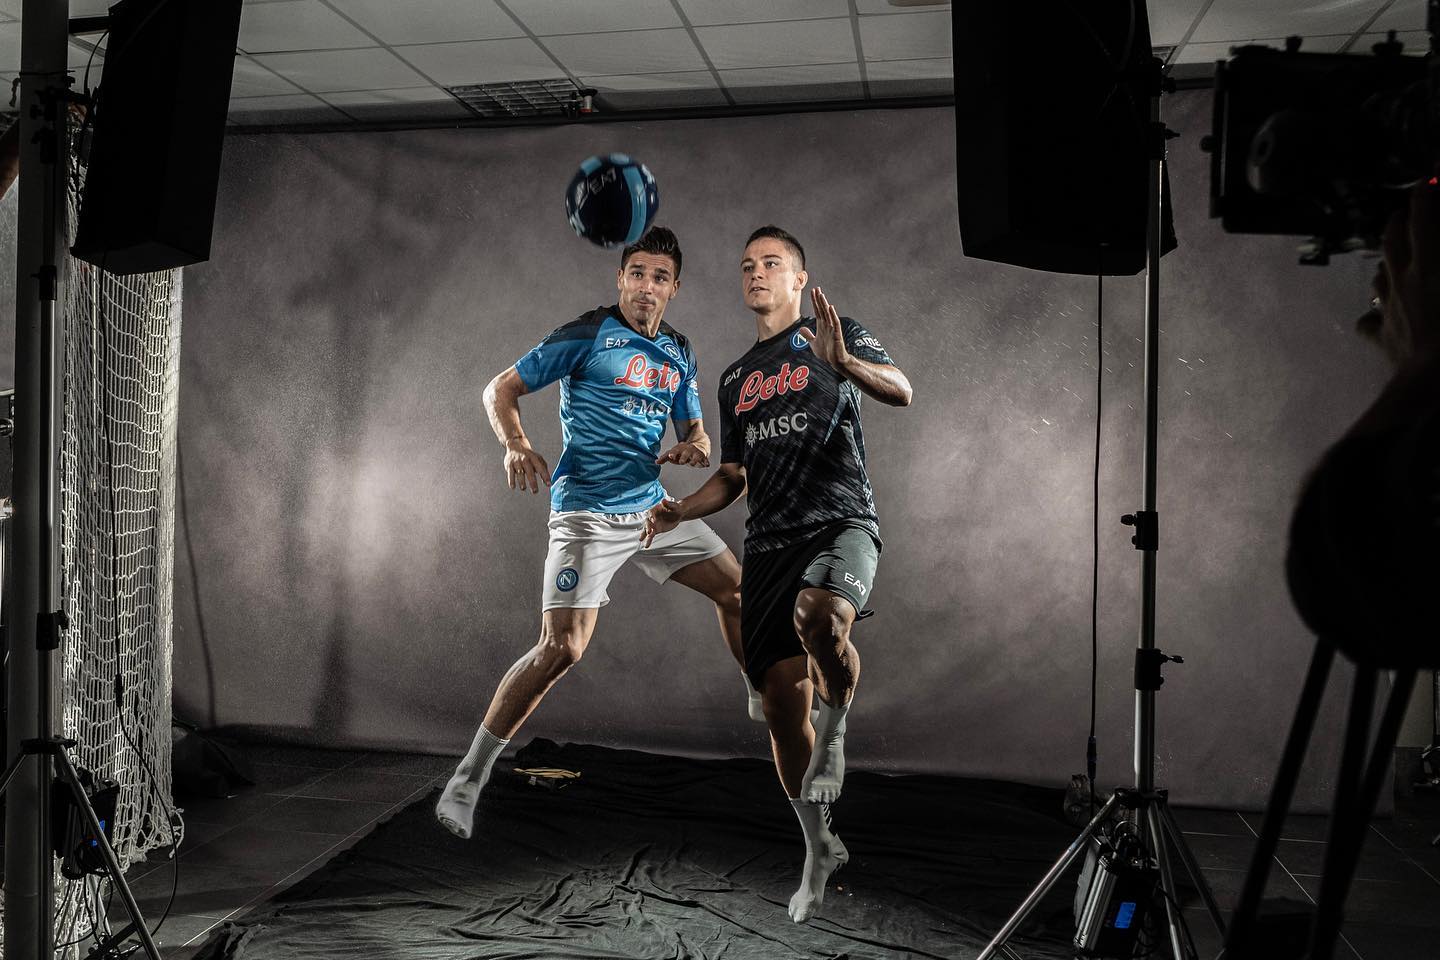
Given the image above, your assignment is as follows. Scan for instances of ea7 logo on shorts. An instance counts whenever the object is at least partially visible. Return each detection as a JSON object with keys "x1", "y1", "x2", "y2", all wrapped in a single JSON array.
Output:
[
  {"x1": 843, "y1": 572, "x2": 867, "y2": 595},
  {"x1": 555, "y1": 567, "x2": 579, "y2": 592},
  {"x1": 744, "y1": 411, "x2": 808, "y2": 446}
]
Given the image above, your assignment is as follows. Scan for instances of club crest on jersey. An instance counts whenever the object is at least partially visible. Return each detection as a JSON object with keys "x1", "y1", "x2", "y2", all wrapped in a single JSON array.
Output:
[
  {"x1": 614, "y1": 353, "x2": 681, "y2": 391},
  {"x1": 791, "y1": 330, "x2": 810, "y2": 351},
  {"x1": 734, "y1": 362, "x2": 810, "y2": 414},
  {"x1": 662, "y1": 342, "x2": 682, "y2": 361}
]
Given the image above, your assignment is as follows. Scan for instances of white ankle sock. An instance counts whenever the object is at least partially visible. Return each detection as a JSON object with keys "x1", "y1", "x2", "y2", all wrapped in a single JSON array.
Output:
[
  {"x1": 742, "y1": 671, "x2": 765, "y2": 723},
  {"x1": 787, "y1": 797, "x2": 848, "y2": 923},
  {"x1": 802, "y1": 698, "x2": 849, "y2": 804},
  {"x1": 435, "y1": 725, "x2": 508, "y2": 840}
]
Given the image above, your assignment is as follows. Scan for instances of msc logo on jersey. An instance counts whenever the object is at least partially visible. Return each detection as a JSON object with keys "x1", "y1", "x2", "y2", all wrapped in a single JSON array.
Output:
[
  {"x1": 744, "y1": 411, "x2": 808, "y2": 446},
  {"x1": 555, "y1": 567, "x2": 579, "y2": 592},
  {"x1": 791, "y1": 331, "x2": 810, "y2": 351}
]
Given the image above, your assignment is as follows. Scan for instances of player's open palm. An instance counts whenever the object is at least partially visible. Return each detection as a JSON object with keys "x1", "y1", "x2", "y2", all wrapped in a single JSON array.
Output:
[
  {"x1": 800, "y1": 287, "x2": 850, "y2": 369},
  {"x1": 504, "y1": 438, "x2": 550, "y2": 493}
]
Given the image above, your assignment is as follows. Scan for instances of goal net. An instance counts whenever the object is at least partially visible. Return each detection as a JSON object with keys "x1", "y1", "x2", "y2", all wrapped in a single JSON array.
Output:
[{"x1": 0, "y1": 149, "x2": 184, "y2": 957}]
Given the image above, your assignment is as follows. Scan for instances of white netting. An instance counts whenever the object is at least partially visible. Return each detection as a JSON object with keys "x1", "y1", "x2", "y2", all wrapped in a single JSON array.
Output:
[{"x1": 28, "y1": 166, "x2": 183, "y2": 956}]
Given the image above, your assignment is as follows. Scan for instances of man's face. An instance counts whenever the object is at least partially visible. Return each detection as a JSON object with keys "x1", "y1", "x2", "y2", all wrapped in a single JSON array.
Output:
[
  {"x1": 617, "y1": 252, "x2": 680, "y2": 328},
  {"x1": 741, "y1": 238, "x2": 806, "y2": 314}
]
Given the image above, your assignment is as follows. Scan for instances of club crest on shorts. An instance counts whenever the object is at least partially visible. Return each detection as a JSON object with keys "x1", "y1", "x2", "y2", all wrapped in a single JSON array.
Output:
[{"x1": 555, "y1": 567, "x2": 579, "y2": 592}]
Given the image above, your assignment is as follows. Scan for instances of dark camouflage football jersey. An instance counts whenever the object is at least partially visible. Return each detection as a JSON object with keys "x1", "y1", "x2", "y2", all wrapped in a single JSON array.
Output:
[{"x1": 718, "y1": 316, "x2": 895, "y2": 553}]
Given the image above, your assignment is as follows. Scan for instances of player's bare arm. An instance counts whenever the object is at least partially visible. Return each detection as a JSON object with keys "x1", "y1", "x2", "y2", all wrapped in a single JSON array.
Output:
[
  {"x1": 656, "y1": 417, "x2": 711, "y2": 468},
  {"x1": 801, "y1": 287, "x2": 913, "y2": 407},
  {"x1": 642, "y1": 463, "x2": 746, "y2": 547},
  {"x1": 482, "y1": 366, "x2": 551, "y2": 493}
]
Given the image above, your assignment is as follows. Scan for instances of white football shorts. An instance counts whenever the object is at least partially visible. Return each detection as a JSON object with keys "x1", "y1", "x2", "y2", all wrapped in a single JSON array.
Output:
[{"x1": 541, "y1": 509, "x2": 729, "y2": 609}]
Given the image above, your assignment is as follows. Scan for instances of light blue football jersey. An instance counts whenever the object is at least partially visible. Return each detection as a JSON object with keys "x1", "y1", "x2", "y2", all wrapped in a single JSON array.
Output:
[{"x1": 514, "y1": 305, "x2": 704, "y2": 514}]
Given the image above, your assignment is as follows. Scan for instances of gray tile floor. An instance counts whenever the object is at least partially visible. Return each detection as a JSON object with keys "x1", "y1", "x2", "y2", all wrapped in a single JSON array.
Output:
[{"x1": 100, "y1": 748, "x2": 1440, "y2": 959}]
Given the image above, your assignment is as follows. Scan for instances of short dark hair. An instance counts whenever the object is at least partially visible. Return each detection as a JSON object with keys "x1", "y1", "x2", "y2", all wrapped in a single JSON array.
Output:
[
  {"x1": 745, "y1": 225, "x2": 805, "y2": 270},
  {"x1": 621, "y1": 226, "x2": 682, "y2": 278}
]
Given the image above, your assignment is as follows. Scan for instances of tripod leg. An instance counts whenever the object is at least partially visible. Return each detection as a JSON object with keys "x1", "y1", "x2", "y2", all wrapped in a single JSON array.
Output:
[
  {"x1": 976, "y1": 791, "x2": 1124, "y2": 960},
  {"x1": 1308, "y1": 667, "x2": 1415, "y2": 960},
  {"x1": 1157, "y1": 799, "x2": 1226, "y2": 937},
  {"x1": 52, "y1": 749, "x2": 163, "y2": 960},
  {"x1": 1227, "y1": 642, "x2": 1335, "y2": 956},
  {"x1": 1145, "y1": 803, "x2": 1192, "y2": 960},
  {"x1": 0, "y1": 750, "x2": 28, "y2": 798}
]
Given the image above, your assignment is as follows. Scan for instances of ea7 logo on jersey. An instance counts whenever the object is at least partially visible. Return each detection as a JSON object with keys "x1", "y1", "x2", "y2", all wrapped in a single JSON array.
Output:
[
  {"x1": 734, "y1": 363, "x2": 810, "y2": 414},
  {"x1": 722, "y1": 366, "x2": 744, "y2": 387},
  {"x1": 744, "y1": 411, "x2": 808, "y2": 446},
  {"x1": 605, "y1": 337, "x2": 631, "y2": 349},
  {"x1": 614, "y1": 354, "x2": 681, "y2": 391}
]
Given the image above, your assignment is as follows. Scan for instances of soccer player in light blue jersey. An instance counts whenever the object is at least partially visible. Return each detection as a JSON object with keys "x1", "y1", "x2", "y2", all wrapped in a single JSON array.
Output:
[{"x1": 436, "y1": 227, "x2": 750, "y2": 840}]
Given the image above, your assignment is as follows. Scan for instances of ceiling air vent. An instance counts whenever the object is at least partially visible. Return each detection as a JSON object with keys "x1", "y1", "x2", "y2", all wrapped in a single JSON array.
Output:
[{"x1": 446, "y1": 78, "x2": 595, "y2": 119}]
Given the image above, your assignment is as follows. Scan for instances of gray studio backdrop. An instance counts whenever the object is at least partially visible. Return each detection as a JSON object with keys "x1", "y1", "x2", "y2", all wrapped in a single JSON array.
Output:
[{"x1": 159, "y1": 90, "x2": 1387, "y2": 812}]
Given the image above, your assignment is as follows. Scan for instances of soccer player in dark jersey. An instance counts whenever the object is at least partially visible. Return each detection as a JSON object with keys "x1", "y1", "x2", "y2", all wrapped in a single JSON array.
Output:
[
  {"x1": 434, "y1": 227, "x2": 749, "y2": 840},
  {"x1": 644, "y1": 225, "x2": 912, "y2": 922}
]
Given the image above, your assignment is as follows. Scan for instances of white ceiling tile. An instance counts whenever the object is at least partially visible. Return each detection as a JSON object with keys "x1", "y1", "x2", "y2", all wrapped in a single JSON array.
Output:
[
  {"x1": 395, "y1": 37, "x2": 560, "y2": 86},
  {"x1": 239, "y1": 0, "x2": 374, "y2": 53},
  {"x1": 1147, "y1": 0, "x2": 1208, "y2": 46},
  {"x1": 865, "y1": 57, "x2": 950, "y2": 80},
  {"x1": 728, "y1": 68, "x2": 862, "y2": 103},
  {"x1": 696, "y1": 18, "x2": 855, "y2": 69},
  {"x1": 231, "y1": 56, "x2": 303, "y2": 97},
  {"x1": 253, "y1": 47, "x2": 428, "y2": 93},
  {"x1": 854, "y1": 0, "x2": 949, "y2": 12},
  {"x1": 1370, "y1": 0, "x2": 1426, "y2": 32},
  {"x1": 677, "y1": 0, "x2": 849, "y2": 26},
  {"x1": 544, "y1": 29, "x2": 705, "y2": 76},
  {"x1": 722, "y1": 61, "x2": 861, "y2": 86},
  {"x1": 1192, "y1": 0, "x2": 1388, "y2": 43},
  {"x1": 580, "y1": 70, "x2": 720, "y2": 92},
  {"x1": 323, "y1": 86, "x2": 472, "y2": 120},
  {"x1": 505, "y1": 0, "x2": 681, "y2": 36},
  {"x1": 325, "y1": 0, "x2": 522, "y2": 45},
  {"x1": 1171, "y1": 39, "x2": 1248, "y2": 65},
  {"x1": 228, "y1": 92, "x2": 350, "y2": 124},
  {"x1": 859, "y1": 11, "x2": 950, "y2": 60}
]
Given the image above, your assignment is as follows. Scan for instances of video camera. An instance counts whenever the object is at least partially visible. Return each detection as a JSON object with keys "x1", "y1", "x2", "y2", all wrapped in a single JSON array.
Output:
[{"x1": 1205, "y1": 4, "x2": 1438, "y2": 264}]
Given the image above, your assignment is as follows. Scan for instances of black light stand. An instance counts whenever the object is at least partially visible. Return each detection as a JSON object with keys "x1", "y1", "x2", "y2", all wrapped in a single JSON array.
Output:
[
  {"x1": 1, "y1": 2, "x2": 159, "y2": 958},
  {"x1": 976, "y1": 62, "x2": 1226, "y2": 960}
]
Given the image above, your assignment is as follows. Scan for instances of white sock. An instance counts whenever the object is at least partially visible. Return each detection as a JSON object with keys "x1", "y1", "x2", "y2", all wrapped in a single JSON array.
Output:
[
  {"x1": 742, "y1": 672, "x2": 766, "y2": 723},
  {"x1": 802, "y1": 698, "x2": 848, "y2": 804},
  {"x1": 435, "y1": 725, "x2": 508, "y2": 839},
  {"x1": 787, "y1": 798, "x2": 848, "y2": 923}
]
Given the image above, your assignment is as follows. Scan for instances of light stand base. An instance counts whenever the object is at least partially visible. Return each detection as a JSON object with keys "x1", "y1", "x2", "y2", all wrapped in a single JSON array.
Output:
[{"x1": 0, "y1": 738, "x2": 163, "y2": 960}]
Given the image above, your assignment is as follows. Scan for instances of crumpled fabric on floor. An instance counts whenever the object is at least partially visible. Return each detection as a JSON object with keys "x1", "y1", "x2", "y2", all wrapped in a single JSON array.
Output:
[{"x1": 193, "y1": 739, "x2": 1078, "y2": 960}]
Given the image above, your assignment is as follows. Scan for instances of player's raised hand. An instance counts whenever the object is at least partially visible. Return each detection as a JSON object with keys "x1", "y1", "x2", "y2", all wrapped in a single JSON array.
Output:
[
  {"x1": 503, "y1": 438, "x2": 551, "y2": 493},
  {"x1": 655, "y1": 438, "x2": 710, "y2": 468},
  {"x1": 642, "y1": 498, "x2": 685, "y2": 547},
  {"x1": 799, "y1": 287, "x2": 851, "y2": 370}
]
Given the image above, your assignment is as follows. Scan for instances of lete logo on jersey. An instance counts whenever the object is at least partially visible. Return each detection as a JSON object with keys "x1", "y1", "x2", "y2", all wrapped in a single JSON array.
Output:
[
  {"x1": 734, "y1": 362, "x2": 810, "y2": 414},
  {"x1": 614, "y1": 354, "x2": 682, "y2": 391}
]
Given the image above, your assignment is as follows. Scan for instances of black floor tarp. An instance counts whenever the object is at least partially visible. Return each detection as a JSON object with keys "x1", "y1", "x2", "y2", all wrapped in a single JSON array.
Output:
[{"x1": 194, "y1": 739, "x2": 1082, "y2": 959}]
